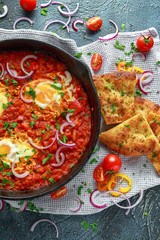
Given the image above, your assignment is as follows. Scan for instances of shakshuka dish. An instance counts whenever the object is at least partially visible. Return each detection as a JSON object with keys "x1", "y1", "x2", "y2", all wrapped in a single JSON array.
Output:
[{"x1": 0, "y1": 51, "x2": 91, "y2": 191}]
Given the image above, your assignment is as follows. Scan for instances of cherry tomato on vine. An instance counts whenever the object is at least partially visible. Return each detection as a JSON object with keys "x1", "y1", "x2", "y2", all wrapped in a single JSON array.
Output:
[
  {"x1": 91, "y1": 53, "x2": 102, "y2": 71},
  {"x1": 50, "y1": 186, "x2": 68, "y2": 199},
  {"x1": 20, "y1": 0, "x2": 37, "y2": 11},
  {"x1": 86, "y1": 16, "x2": 102, "y2": 31},
  {"x1": 102, "y1": 154, "x2": 122, "y2": 173},
  {"x1": 136, "y1": 35, "x2": 154, "y2": 52},
  {"x1": 93, "y1": 164, "x2": 105, "y2": 182}
]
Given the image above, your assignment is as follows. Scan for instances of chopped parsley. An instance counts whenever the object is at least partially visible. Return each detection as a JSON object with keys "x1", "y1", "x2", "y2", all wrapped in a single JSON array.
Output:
[
  {"x1": 11, "y1": 79, "x2": 18, "y2": 86},
  {"x1": 59, "y1": 92, "x2": 64, "y2": 97},
  {"x1": 90, "y1": 158, "x2": 98, "y2": 164},
  {"x1": 143, "y1": 164, "x2": 147, "y2": 168},
  {"x1": 114, "y1": 40, "x2": 125, "y2": 51},
  {"x1": 41, "y1": 8, "x2": 48, "y2": 16},
  {"x1": 24, "y1": 87, "x2": 36, "y2": 100},
  {"x1": 90, "y1": 223, "x2": 98, "y2": 231},
  {"x1": 56, "y1": 122, "x2": 60, "y2": 130},
  {"x1": 27, "y1": 201, "x2": 39, "y2": 213},
  {"x1": 87, "y1": 188, "x2": 92, "y2": 194},
  {"x1": 11, "y1": 122, "x2": 18, "y2": 128},
  {"x1": 5, "y1": 93, "x2": 10, "y2": 97},
  {"x1": 156, "y1": 61, "x2": 160, "y2": 65},
  {"x1": 42, "y1": 153, "x2": 53, "y2": 165},
  {"x1": 87, "y1": 52, "x2": 92, "y2": 55},
  {"x1": 93, "y1": 147, "x2": 100, "y2": 153},
  {"x1": 81, "y1": 168, "x2": 85, "y2": 173},
  {"x1": 2, "y1": 172, "x2": 12, "y2": 176},
  {"x1": 70, "y1": 164, "x2": 74, "y2": 168},
  {"x1": 2, "y1": 103, "x2": 7, "y2": 110},
  {"x1": 134, "y1": 89, "x2": 142, "y2": 97},
  {"x1": 78, "y1": 186, "x2": 83, "y2": 195},
  {"x1": 41, "y1": 129, "x2": 46, "y2": 134},
  {"x1": 144, "y1": 212, "x2": 148, "y2": 216},
  {"x1": 46, "y1": 125, "x2": 50, "y2": 131},
  {"x1": 62, "y1": 135, "x2": 68, "y2": 143},
  {"x1": 85, "y1": 17, "x2": 89, "y2": 20},
  {"x1": 3, "y1": 122, "x2": 11, "y2": 133},
  {"x1": 81, "y1": 221, "x2": 89, "y2": 230},
  {"x1": 121, "y1": 24, "x2": 125, "y2": 30},
  {"x1": 48, "y1": 178, "x2": 54, "y2": 183},
  {"x1": 1, "y1": 178, "x2": 14, "y2": 188},
  {"x1": 51, "y1": 83, "x2": 62, "y2": 90},
  {"x1": 119, "y1": 143, "x2": 123, "y2": 148},
  {"x1": 74, "y1": 52, "x2": 82, "y2": 58},
  {"x1": 42, "y1": 176, "x2": 47, "y2": 180},
  {"x1": 30, "y1": 121, "x2": 36, "y2": 128},
  {"x1": 124, "y1": 125, "x2": 130, "y2": 128},
  {"x1": 112, "y1": 102, "x2": 116, "y2": 112},
  {"x1": 152, "y1": 151, "x2": 157, "y2": 157},
  {"x1": 121, "y1": 90, "x2": 124, "y2": 96},
  {"x1": 32, "y1": 114, "x2": 39, "y2": 120},
  {"x1": 2, "y1": 162, "x2": 10, "y2": 169}
]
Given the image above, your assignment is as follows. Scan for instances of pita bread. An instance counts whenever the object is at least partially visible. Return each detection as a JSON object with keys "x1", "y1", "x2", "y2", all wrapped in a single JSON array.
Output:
[
  {"x1": 92, "y1": 71, "x2": 136, "y2": 125},
  {"x1": 134, "y1": 97, "x2": 160, "y2": 117},
  {"x1": 99, "y1": 113, "x2": 159, "y2": 157},
  {"x1": 146, "y1": 112, "x2": 160, "y2": 174}
]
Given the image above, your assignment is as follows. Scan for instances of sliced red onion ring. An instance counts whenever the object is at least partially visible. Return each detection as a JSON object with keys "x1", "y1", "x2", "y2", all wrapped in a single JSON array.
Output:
[
  {"x1": 137, "y1": 73, "x2": 153, "y2": 95},
  {"x1": 0, "y1": 199, "x2": 4, "y2": 212},
  {"x1": 0, "y1": 63, "x2": 4, "y2": 79},
  {"x1": 6, "y1": 63, "x2": 34, "y2": 80},
  {"x1": 90, "y1": 189, "x2": 131, "y2": 214},
  {"x1": 52, "y1": 151, "x2": 65, "y2": 167},
  {"x1": 112, "y1": 189, "x2": 144, "y2": 212},
  {"x1": 138, "y1": 71, "x2": 154, "y2": 85},
  {"x1": 132, "y1": 52, "x2": 146, "y2": 61},
  {"x1": 1, "y1": 70, "x2": 7, "y2": 80},
  {"x1": 69, "y1": 197, "x2": 82, "y2": 212},
  {"x1": 28, "y1": 137, "x2": 56, "y2": 150},
  {"x1": 55, "y1": 146, "x2": 66, "y2": 163},
  {"x1": 60, "y1": 122, "x2": 73, "y2": 134},
  {"x1": 56, "y1": 130, "x2": 76, "y2": 147},
  {"x1": 52, "y1": 2, "x2": 71, "y2": 27},
  {"x1": 98, "y1": 20, "x2": 119, "y2": 41},
  {"x1": 21, "y1": 55, "x2": 38, "y2": 75},
  {"x1": 66, "y1": 113, "x2": 75, "y2": 126},
  {"x1": 58, "y1": 3, "x2": 79, "y2": 16},
  {"x1": 12, "y1": 159, "x2": 29, "y2": 178},
  {"x1": 41, "y1": 0, "x2": 52, "y2": 7},
  {"x1": 9, "y1": 69, "x2": 18, "y2": 77},
  {"x1": 13, "y1": 17, "x2": 34, "y2": 30},
  {"x1": 20, "y1": 83, "x2": 33, "y2": 103},
  {"x1": 72, "y1": 19, "x2": 84, "y2": 32},
  {"x1": 30, "y1": 219, "x2": 59, "y2": 238},
  {"x1": 16, "y1": 200, "x2": 27, "y2": 212},
  {"x1": 0, "y1": 5, "x2": 8, "y2": 18},
  {"x1": 43, "y1": 20, "x2": 70, "y2": 32}
]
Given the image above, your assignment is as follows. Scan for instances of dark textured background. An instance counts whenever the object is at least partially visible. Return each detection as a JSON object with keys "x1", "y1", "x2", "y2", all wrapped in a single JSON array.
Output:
[{"x1": 0, "y1": 0, "x2": 160, "y2": 239}]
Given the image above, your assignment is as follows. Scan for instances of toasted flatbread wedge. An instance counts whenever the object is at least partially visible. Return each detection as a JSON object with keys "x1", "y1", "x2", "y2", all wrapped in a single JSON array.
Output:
[
  {"x1": 99, "y1": 113, "x2": 159, "y2": 157},
  {"x1": 146, "y1": 112, "x2": 160, "y2": 174},
  {"x1": 134, "y1": 97, "x2": 160, "y2": 117},
  {"x1": 92, "y1": 71, "x2": 136, "y2": 125}
]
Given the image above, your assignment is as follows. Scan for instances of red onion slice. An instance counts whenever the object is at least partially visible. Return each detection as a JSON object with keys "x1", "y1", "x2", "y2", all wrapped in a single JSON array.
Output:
[
  {"x1": 55, "y1": 146, "x2": 66, "y2": 163},
  {"x1": 56, "y1": 130, "x2": 76, "y2": 147},
  {"x1": 138, "y1": 71, "x2": 154, "y2": 85},
  {"x1": 0, "y1": 5, "x2": 8, "y2": 18},
  {"x1": 43, "y1": 20, "x2": 70, "y2": 32},
  {"x1": 52, "y1": 152, "x2": 65, "y2": 167},
  {"x1": 72, "y1": 19, "x2": 84, "y2": 32},
  {"x1": 16, "y1": 200, "x2": 27, "y2": 212},
  {"x1": 112, "y1": 189, "x2": 144, "y2": 211},
  {"x1": 6, "y1": 63, "x2": 34, "y2": 80},
  {"x1": 12, "y1": 159, "x2": 29, "y2": 178},
  {"x1": 41, "y1": 0, "x2": 52, "y2": 7},
  {"x1": 13, "y1": 17, "x2": 34, "y2": 30},
  {"x1": 20, "y1": 83, "x2": 33, "y2": 103},
  {"x1": 132, "y1": 52, "x2": 146, "y2": 61},
  {"x1": 137, "y1": 72, "x2": 153, "y2": 94},
  {"x1": 58, "y1": 3, "x2": 79, "y2": 16},
  {"x1": 21, "y1": 55, "x2": 38, "y2": 75},
  {"x1": 66, "y1": 113, "x2": 75, "y2": 126},
  {"x1": 52, "y1": 2, "x2": 71, "y2": 27},
  {"x1": 28, "y1": 137, "x2": 56, "y2": 150},
  {"x1": 98, "y1": 20, "x2": 119, "y2": 41},
  {"x1": 69, "y1": 197, "x2": 82, "y2": 212},
  {"x1": 0, "y1": 63, "x2": 4, "y2": 79},
  {"x1": 30, "y1": 219, "x2": 59, "y2": 238},
  {"x1": 0, "y1": 199, "x2": 4, "y2": 211}
]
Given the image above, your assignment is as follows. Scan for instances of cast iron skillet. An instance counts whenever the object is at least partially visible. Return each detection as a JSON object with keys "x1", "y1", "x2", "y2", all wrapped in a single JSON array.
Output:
[{"x1": 0, "y1": 39, "x2": 101, "y2": 200}]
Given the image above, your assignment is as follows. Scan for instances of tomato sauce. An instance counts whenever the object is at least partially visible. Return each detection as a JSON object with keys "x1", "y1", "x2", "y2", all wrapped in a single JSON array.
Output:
[{"x1": 0, "y1": 51, "x2": 91, "y2": 191}]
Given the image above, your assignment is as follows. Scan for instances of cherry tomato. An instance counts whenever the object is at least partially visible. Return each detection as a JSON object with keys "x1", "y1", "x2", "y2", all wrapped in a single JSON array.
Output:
[
  {"x1": 136, "y1": 35, "x2": 154, "y2": 52},
  {"x1": 86, "y1": 16, "x2": 102, "y2": 31},
  {"x1": 50, "y1": 186, "x2": 68, "y2": 199},
  {"x1": 93, "y1": 164, "x2": 105, "y2": 182},
  {"x1": 91, "y1": 53, "x2": 102, "y2": 71},
  {"x1": 20, "y1": 0, "x2": 37, "y2": 11},
  {"x1": 102, "y1": 154, "x2": 122, "y2": 173}
]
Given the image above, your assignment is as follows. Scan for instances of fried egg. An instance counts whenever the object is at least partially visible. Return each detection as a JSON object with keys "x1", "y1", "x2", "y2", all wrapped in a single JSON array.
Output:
[
  {"x1": 28, "y1": 77, "x2": 76, "y2": 110},
  {"x1": 0, "y1": 138, "x2": 34, "y2": 166}
]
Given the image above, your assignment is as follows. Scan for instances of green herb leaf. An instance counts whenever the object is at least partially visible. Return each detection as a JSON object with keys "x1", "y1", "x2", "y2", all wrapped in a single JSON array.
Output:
[
  {"x1": 124, "y1": 125, "x2": 130, "y2": 128},
  {"x1": 87, "y1": 52, "x2": 92, "y2": 55},
  {"x1": 87, "y1": 188, "x2": 92, "y2": 194},
  {"x1": 2, "y1": 162, "x2": 10, "y2": 169},
  {"x1": 32, "y1": 114, "x2": 39, "y2": 120},
  {"x1": 74, "y1": 52, "x2": 82, "y2": 58},
  {"x1": 134, "y1": 89, "x2": 142, "y2": 97},
  {"x1": 30, "y1": 121, "x2": 36, "y2": 128},
  {"x1": 2, "y1": 103, "x2": 7, "y2": 110},
  {"x1": 62, "y1": 135, "x2": 68, "y2": 143},
  {"x1": 121, "y1": 24, "x2": 125, "y2": 30},
  {"x1": 11, "y1": 79, "x2": 18, "y2": 86},
  {"x1": 41, "y1": 8, "x2": 48, "y2": 16},
  {"x1": 48, "y1": 178, "x2": 54, "y2": 183},
  {"x1": 2, "y1": 172, "x2": 13, "y2": 176},
  {"x1": 112, "y1": 102, "x2": 116, "y2": 112},
  {"x1": 81, "y1": 221, "x2": 89, "y2": 230},
  {"x1": 11, "y1": 122, "x2": 18, "y2": 128},
  {"x1": 41, "y1": 129, "x2": 46, "y2": 134},
  {"x1": 78, "y1": 186, "x2": 83, "y2": 195},
  {"x1": 114, "y1": 40, "x2": 125, "y2": 51},
  {"x1": 24, "y1": 87, "x2": 36, "y2": 100},
  {"x1": 42, "y1": 153, "x2": 53, "y2": 165},
  {"x1": 90, "y1": 158, "x2": 98, "y2": 164},
  {"x1": 46, "y1": 125, "x2": 50, "y2": 131},
  {"x1": 93, "y1": 147, "x2": 100, "y2": 153},
  {"x1": 51, "y1": 83, "x2": 62, "y2": 90}
]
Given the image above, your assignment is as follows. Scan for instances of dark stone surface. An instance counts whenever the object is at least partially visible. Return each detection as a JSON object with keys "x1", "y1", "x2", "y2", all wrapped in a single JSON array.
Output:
[{"x1": 0, "y1": 0, "x2": 160, "y2": 239}]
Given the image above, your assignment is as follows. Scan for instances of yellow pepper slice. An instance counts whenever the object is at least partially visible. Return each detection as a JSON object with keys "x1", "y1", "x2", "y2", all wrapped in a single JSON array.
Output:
[
  {"x1": 117, "y1": 61, "x2": 144, "y2": 74},
  {"x1": 107, "y1": 173, "x2": 132, "y2": 197}
]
